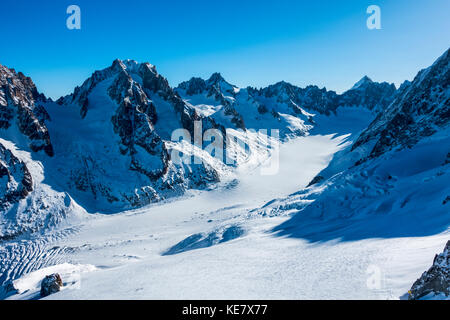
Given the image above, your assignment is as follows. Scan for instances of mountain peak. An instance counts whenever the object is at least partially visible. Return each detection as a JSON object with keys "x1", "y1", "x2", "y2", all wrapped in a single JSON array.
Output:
[
  {"x1": 207, "y1": 72, "x2": 226, "y2": 84},
  {"x1": 351, "y1": 76, "x2": 373, "y2": 90}
]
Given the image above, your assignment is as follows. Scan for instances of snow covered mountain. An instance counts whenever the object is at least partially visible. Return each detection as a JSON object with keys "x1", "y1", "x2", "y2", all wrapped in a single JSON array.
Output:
[
  {"x1": 262, "y1": 48, "x2": 449, "y2": 245},
  {"x1": 44, "y1": 59, "x2": 226, "y2": 212}
]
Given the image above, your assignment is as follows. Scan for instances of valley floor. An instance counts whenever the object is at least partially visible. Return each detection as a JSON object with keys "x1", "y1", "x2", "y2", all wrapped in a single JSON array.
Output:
[{"x1": 3, "y1": 133, "x2": 448, "y2": 300}]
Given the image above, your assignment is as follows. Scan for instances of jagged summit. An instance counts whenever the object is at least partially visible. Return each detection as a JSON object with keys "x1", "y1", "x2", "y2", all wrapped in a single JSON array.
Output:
[
  {"x1": 351, "y1": 75, "x2": 373, "y2": 90},
  {"x1": 0, "y1": 64, "x2": 53, "y2": 156},
  {"x1": 177, "y1": 72, "x2": 237, "y2": 96},
  {"x1": 207, "y1": 72, "x2": 227, "y2": 85}
]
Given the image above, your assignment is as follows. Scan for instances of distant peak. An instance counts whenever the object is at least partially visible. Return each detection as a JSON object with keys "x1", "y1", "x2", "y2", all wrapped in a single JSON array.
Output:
[
  {"x1": 111, "y1": 59, "x2": 156, "y2": 74},
  {"x1": 274, "y1": 80, "x2": 293, "y2": 87},
  {"x1": 351, "y1": 76, "x2": 373, "y2": 90},
  {"x1": 207, "y1": 72, "x2": 226, "y2": 84},
  {"x1": 112, "y1": 58, "x2": 126, "y2": 70}
]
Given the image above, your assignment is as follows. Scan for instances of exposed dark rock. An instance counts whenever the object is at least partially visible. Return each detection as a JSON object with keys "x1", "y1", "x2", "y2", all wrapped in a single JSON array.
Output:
[
  {"x1": 0, "y1": 142, "x2": 33, "y2": 210},
  {"x1": 409, "y1": 241, "x2": 450, "y2": 300},
  {"x1": 0, "y1": 64, "x2": 54, "y2": 156},
  {"x1": 176, "y1": 77, "x2": 207, "y2": 95},
  {"x1": 40, "y1": 273, "x2": 63, "y2": 297},
  {"x1": 307, "y1": 175, "x2": 324, "y2": 187},
  {"x1": 49, "y1": 59, "x2": 227, "y2": 209},
  {"x1": 339, "y1": 76, "x2": 397, "y2": 112},
  {"x1": 443, "y1": 196, "x2": 450, "y2": 205},
  {"x1": 108, "y1": 69, "x2": 170, "y2": 180},
  {"x1": 257, "y1": 104, "x2": 268, "y2": 114},
  {"x1": 353, "y1": 48, "x2": 450, "y2": 161}
]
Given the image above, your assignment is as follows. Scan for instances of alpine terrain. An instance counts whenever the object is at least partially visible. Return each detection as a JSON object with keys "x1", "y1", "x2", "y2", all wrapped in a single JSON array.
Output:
[{"x1": 0, "y1": 48, "x2": 448, "y2": 300}]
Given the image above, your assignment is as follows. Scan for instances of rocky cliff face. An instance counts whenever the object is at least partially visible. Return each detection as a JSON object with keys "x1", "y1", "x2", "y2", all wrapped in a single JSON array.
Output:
[
  {"x1": 409, "y1": 241, "x2": 450, "y2": 300},
  {"x1": 0, "y1": 142, "x2": 33, "y2": 213},
  {"x1": 353, "y1": 48, "x2": 450, "y2": 161},
  {"x1": 0, "y1": 65, "x2": 53, "y2": 156},
  {"x1": 253, "y1": 81, "x2": 339, "y2": 116},
  {"x1": 0, "y1": 59, "x2": 229, "y2": 216}
]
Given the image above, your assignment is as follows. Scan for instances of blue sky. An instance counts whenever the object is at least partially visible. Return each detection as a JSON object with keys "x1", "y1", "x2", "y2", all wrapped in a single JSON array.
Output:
[{"x1": 1, "y1": 0, "x2": 449, "y2": 99}]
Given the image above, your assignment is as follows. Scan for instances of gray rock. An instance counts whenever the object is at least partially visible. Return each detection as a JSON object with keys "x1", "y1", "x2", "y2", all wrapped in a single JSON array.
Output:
[
  {"x1": 409, "y1": 240, "x2": 450, "y2": 300},
  {"x1": 40, "y1": 273, "x2": 63, "y2": 297},
  {"x1": 0, "y1": 64, "x2": 53, "y2": 156},
  {"x1": 353, "y1": 48, "x2": 450, "y2": 161},
  {"x1": 0, "y1": 142, "x2": 33, "y2": 212}
]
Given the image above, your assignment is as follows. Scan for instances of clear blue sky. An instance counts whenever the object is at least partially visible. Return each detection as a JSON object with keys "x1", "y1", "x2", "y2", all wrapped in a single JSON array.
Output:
[{"x1": 1, "y1": 0, "x2": 449, "y2": 99}]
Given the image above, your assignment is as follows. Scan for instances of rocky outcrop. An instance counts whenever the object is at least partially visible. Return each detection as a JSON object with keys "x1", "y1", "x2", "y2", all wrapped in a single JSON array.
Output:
[
  {"x1": 353, "y1": 48, "x2": 450, "y2": 161},
  {"x1": 0, "y1": 65, "x2": 53, "y2": 156},
  {"x1": 0, "y1": 142, "x2": 33, "y2": 211},
  {"x1": 107, "y1": 64, "x2": 169, "y2": 181},
  {"x1": 252, "y1": 81, "x2": 338, "y2": 116},
  {"x1": 40, "y1": 273, "x2": 63, "y2": 297},
  {"x1": 409, "y1": 241, "x2": 450, "y2": 300},
  {"x1": 177, "y1": 77, "x2": 207, "y2": 95}
]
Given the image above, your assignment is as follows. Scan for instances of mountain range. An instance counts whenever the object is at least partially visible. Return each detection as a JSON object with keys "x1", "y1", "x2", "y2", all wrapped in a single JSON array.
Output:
[
  {"x1": 0, "y1": 48, "x2": 449, "y2": 300},
  {"x1": 0, "y1": 55, "x2": 402, "y2": 238}
]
